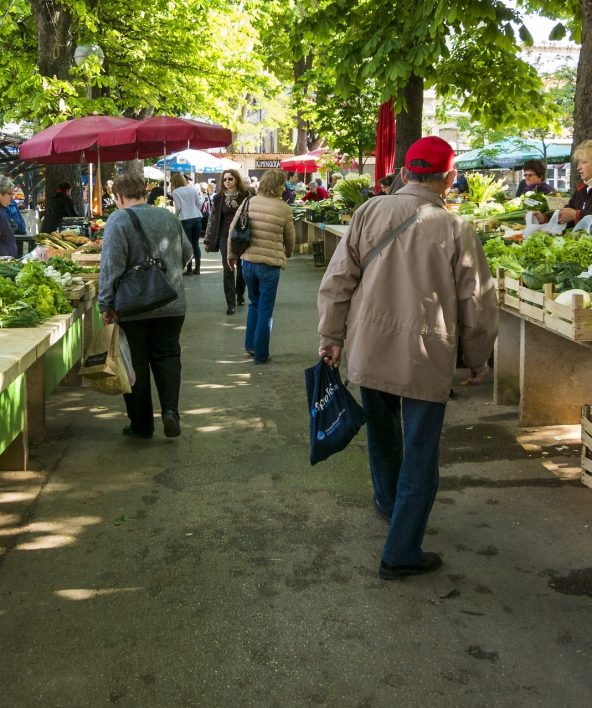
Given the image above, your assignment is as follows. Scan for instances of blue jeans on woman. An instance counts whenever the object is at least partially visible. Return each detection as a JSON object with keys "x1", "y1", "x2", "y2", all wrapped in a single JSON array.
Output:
[
  {"x1": 359, "y1": 387, "x2": 446, "y2": 566},
  {"x1": 241, "y1": 261, "x2": 281, "y2": 363},
  {"x1": 181, "y1": 217, "x2": 202, "y2": 273}
]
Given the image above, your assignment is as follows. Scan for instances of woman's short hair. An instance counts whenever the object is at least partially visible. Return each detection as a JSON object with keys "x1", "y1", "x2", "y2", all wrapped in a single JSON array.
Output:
[
  {"x1": 258, "y1": 170, "x2": 288, "y2": 198},
  {"x1": 112, "y1": 174, "x2": 147, "y2": 201},
  {"x1": 170, "y1": 173, "x2": 186, "y2": 190},
  {"x1": 0, "y1": 174, "x2": 14, "y2": 194},
  {"x1": 379, "y1": 174, "x2": 396, "y2": 188},
  {"x1": 307, "y1": 181, "x2": 317, "y2": 189},
  {"x1": 221, "y1": 169, "x2": 248, "y2": 194},
  {"x1": 523, "y1": 159, "x2": 546, "y2": 179},
  {"x1": 573, "y1": 140, "x2": 592, "y2": 163}
]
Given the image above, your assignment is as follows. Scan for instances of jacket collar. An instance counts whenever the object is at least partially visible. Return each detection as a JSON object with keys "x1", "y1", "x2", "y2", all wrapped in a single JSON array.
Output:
[{"x1": 395, "y1": 182, "x2": 446, "y2": 206}]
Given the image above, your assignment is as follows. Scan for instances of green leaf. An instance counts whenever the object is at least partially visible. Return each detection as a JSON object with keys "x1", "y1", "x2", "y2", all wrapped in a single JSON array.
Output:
[
  {"x1": 518, "y1": 24, "x2": 534, "y2": 47},
  {"x1": 549, "y1": 23, "x2": 567, "y2": 41}
]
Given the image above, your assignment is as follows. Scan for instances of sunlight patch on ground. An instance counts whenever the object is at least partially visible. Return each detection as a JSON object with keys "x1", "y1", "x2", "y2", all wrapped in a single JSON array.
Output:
[
  {"x1": 227, "y1": 373, "x2": 251, "y2": 379},
  {"x1": 196, "y1": 425, "x2": 224, "y2": 432},
  {"x1": 0, "y1": 513, "x2": 21, "y2": 527},
  {"x1": 55, "y1": 587, "x2": 143, "y2": 601},
  {"x1": 0, "y1": 471, "x2": 42, "y2": 482},
  {"x1": 517, "y1": 425, "x2": 581, "y2": 449},
  {"x1": 16, "y1": 534, "x2": 77, "y2": 550},
  {"x1": 0, "y1": 491, "x2": 38, "y2": 504},
  {"x1": 194, "y1": 383, "x2": 236, "y2": 389},
  {"x1": 183, "y1": 407, "x2": 216, "y2": 415}
]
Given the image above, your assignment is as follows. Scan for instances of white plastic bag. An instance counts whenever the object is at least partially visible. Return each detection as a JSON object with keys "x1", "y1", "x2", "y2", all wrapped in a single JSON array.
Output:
[
  {"x1": 523, "y1": 210, "x2": 566, "y2": 239},
  {"x1": 118, "y1": 328, "x2": 136, "y2": 387},
  {"x1": 573, "y1": 215, "x2": 592, "y2": 234}
]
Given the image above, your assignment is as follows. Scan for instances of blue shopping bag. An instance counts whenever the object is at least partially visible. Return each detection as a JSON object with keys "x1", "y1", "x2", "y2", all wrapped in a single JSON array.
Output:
[{"x1": 305, "y1": 359, "x2": 366, "y2": 465}]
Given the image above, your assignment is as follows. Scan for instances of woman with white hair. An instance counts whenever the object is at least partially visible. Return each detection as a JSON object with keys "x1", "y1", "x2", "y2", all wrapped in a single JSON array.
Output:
[{"x1": 0, "y1": 174, "x2": 17, "y2": 257}]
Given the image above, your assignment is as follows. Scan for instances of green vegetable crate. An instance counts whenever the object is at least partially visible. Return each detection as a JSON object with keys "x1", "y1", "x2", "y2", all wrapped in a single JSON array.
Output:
[
  {"x1": 497, "y1": 269, "x2": 592, "y2": 340},
  {"x1": 580, "y1": 405, "x2": 592, "y2": 489},
  {"x1": 543, "y1": 284, "x2": 592, "y2": 341}
]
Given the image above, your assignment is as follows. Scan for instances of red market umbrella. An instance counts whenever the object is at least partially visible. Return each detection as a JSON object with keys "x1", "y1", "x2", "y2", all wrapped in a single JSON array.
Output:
[
  {"x1": 374, "y1": 99, "x2": 396, "y2": 192},
  {"x1": 19, "y1": 115, "x2": 140, "y2": 164},
  {"x1": 280, "y1": 150, "x2": 324, "y2": 173},
  {"x1": 19, "y1": 115, "x2": 140, "y2": 218},
  {"x1": 97, "y1": 116, "x2": 233, "y2": 158}
]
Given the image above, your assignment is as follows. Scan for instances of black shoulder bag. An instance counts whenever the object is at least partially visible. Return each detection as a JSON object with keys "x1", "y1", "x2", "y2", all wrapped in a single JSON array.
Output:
[
  {"x1": 113, "y1": 208, "x2": 179, "y2": 317},
  {"x1": 229, "y1": 196, "x2": 251, "y2": 258}
]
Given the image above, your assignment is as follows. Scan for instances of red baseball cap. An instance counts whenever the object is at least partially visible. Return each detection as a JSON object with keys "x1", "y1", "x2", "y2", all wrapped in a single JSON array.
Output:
[{"x1": 405, "y1": 136, "x2": 455, "y2": 174}]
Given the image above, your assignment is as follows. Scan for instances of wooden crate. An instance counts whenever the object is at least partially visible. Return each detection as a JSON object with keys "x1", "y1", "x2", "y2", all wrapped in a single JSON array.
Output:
[
  {"x1": 519, "y1": 282, "x2": 545, "y2": 322},
  {"x1": 71, "y1": 251, "x2": 101, "y2": 265},
  {"x1": 44, "y1": 248, "x2": 73, "y2": 259},
  {"x1": 580, "y1": 405, "x2": 592, "y2": 488},
  {"x1": 544, "y1": 285, "x2": 592, "y2": 341},
  {"x1": 501, "y1": 271, "x2": 520, "y2": 310},
  {"x1": 80, "y1": 271, "x2": 100, "y2": 281}
]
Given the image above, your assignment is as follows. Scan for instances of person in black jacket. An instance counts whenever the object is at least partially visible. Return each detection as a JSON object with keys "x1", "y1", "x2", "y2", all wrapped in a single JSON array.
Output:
[
  {"x1": 203, "y1": 170, "x2": 249, "y2": 315},
  {"x1": 41, "y1": 182, "x2": 78, "y2": 232},
  {"x1": 533, "y1": 140, "x2": 592, "y2": 227}
]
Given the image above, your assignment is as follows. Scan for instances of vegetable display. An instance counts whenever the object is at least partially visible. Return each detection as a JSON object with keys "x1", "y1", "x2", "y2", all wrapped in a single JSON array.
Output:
[
  {"x1": 484, "y1": 231, "x2": 592, "y2": 293},
  {"x1": 0, "y1": 261, "x2": 73, "y2": 328}
]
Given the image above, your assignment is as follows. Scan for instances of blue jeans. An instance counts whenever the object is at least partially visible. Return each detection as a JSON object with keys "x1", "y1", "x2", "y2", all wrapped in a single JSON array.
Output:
[
  {"x1": 181, "y1": 218, "x2": 202, "y2": 273},
  {"x1": 241, "y1": 261, "x2": 281, "y2": 362},
  {"x1": 360, "y1": 387, "x2": 446, "y2": 566}
]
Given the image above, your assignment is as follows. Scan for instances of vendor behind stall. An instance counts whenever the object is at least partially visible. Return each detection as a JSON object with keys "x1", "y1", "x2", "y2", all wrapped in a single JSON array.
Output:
[
  {"x1": 41, "y1": 182, "x2": 78, "y2": 233},
  {"x1": 533, "y1": 141, "x2": 592, "y2": 226},
  {"x1": 515, "y1": 159, "x2": 555, "y2": 197},
  {"x1": 0, "y1": 174, "x2": 17, "y2": 257}
]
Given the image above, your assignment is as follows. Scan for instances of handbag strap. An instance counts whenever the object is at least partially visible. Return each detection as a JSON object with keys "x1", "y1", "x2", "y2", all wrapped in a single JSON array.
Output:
[
  {"x1": 239, "y1": 195, "x2": 250, "y2": 216},
  {"x1": 361, "y1": 202, "x2": 441, "y2": 272},
  {"x1": 125, "y1": 207, "x2": 155, "y2": 259}
]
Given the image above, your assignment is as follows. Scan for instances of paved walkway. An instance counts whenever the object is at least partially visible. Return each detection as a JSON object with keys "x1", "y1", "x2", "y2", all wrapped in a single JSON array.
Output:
[{"x1": 0, "y1": 253, "x2": 591, "y2": 706}]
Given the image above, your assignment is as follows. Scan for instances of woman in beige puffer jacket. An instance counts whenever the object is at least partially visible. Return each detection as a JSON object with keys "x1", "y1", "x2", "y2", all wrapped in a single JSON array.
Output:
[{"x1": 228, "y1": 169, "x2": 295, "y2": 364}]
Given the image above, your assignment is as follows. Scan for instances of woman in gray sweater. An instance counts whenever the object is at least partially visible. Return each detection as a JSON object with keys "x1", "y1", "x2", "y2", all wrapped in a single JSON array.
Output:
[{"x1": 99, "y1": 174, "x2": 193, "y2": 439}]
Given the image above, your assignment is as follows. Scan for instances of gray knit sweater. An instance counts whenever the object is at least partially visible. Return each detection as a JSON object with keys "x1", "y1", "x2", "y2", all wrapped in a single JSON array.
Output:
[{"x1": 99, "y1": 204, "x2": 193, "y2": 321}]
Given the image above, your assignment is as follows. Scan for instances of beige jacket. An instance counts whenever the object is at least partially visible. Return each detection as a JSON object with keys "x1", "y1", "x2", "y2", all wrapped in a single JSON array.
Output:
[
  {"x1": 318, "y1": 183, "x2": 499, "y2": 403},
  {"x1": 228, "y1": 195, "x2": 295, "y2": 269}
]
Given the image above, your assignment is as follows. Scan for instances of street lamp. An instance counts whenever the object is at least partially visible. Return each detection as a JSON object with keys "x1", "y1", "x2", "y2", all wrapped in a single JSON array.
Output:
[{"x1": 74, "y1": 43, "x2": 105, "y2": 217}]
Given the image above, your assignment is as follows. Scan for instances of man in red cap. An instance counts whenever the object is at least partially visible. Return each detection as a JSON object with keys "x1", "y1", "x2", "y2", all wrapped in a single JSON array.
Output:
[{"x1": 317, "y1": 136, "x2": 498, "y2": 579}]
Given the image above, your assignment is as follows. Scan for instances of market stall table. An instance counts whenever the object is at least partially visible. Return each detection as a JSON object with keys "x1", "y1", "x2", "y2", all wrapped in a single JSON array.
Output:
[{"x1": 0, "y1": 285, "x2": 100, "y2": 470}]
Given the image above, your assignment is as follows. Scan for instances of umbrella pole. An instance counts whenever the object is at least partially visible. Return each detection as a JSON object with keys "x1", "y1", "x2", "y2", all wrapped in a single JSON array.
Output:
[
  {"x1": 96, "y1": 152, "x2": 102, "y2": 218},
  {"x1": 163, "y1": 144, "x2": 167, "y2": 208},
  {"x1": 88, "y1": 162, "x2": 93, "y2": 219}
]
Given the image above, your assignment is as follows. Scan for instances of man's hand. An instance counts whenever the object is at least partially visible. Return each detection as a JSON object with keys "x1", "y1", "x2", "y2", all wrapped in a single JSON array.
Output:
[
  {"x1": 102, "y1": 309, "x2": 118, "y2": 325},
  {"x1": 460, "y1": 364, "x2": 490, "y2": 386},
  {"x1": 319, "y1": 345, "x2": 342, "y2": 368},
  {"x1": 204, "y1": 242, "x2": 211, "y2": 253},
  {"x1": 558, "y1": 207, "x2": 577, "y2": 224},
  {"x1": 227, "y1": 256, "x2": 237, "y2": 271},
  {"x1": 530, "y1": 211, "x2": 546, "y2": 224}
]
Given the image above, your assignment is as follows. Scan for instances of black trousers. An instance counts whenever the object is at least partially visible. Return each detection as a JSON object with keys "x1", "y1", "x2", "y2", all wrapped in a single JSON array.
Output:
[
  {"x1": 219, "y1": 237, "x2": 245, "y2": 307},
  {"x1": 119, "y1": 316, "x2": 185, "y2": 435}
]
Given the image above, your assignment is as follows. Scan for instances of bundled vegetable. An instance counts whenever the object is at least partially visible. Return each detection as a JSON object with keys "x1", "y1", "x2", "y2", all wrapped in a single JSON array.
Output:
[{"x1": 466, "y1": 172, "x2": 506, "y2": 205}]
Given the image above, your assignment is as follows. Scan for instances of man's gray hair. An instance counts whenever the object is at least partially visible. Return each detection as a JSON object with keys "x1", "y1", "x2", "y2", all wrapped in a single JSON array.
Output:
[
  {"x1": 405, "y1": 159, "x2": 451, "y2": 183},
  {"x1": 0, "y1": 174, "x2": 14, "y2": 194}
]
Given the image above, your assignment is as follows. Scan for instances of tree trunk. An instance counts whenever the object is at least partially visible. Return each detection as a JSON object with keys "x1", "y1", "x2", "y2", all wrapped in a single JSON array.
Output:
[
  {"x1": 293, "y1": 56, "x2": 313, "y2": 154},
  {"x1": 28, "y1": 0, "x2": 83, "y2": 212},
  {"x1": 122, "y1": 159, "x2": 144, "y2": 177},
  {"x1": 572, "y1": 0, "x2": 592, "y2": 188},
  {"x1": 394, "y1": 74, "x2": 424, "y2": 169}
]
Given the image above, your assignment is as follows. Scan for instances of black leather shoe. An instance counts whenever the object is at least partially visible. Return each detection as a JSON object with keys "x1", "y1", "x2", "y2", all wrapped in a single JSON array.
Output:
[
  {"x1": 122, "y1": 426, "x2": 153, "y2": 439},
  {"x1": 379, "y1": 552, "x2": 442, "y2": 580},
  {"x1": 237, "y1": 296, "x2": 245, "y2": 306},
  {"x1": 162, "y1": 409, "x2": 181, "y2": 438},
  {"x1": 373, "y1": 495, "x2": 391, "y2": 523},
  {"x1": 226, "y1": 306, "x2": 236, "y2": 315},
  {"x1": 254, "y1": 357, "x2": 271, "y2": 365}
]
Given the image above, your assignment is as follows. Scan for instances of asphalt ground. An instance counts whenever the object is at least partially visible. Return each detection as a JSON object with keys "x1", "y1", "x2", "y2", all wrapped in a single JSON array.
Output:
[{"x1": 0, "y1": 252, "x2": 591, "y2": 707}]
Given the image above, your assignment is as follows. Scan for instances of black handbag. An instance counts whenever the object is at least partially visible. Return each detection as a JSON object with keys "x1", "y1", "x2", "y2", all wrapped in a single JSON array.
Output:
[
  {"x1": 113, "y1": 208, "x2": 179, "y2": 317},
  {"x1": 229, "y1": 196, "x2": 251, "y2": 257}
]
